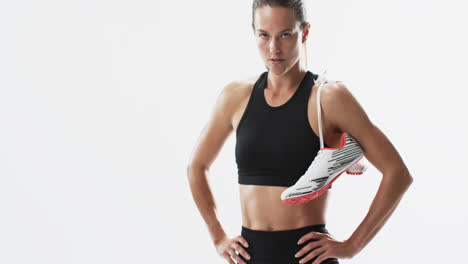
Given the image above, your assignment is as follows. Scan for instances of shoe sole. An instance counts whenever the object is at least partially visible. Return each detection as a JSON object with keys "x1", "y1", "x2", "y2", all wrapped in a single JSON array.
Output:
[
  {"x1": 346, "y1": 165, "x2": 367, "y2": 175},
  {"x1": 282, "y1": 154, "x2": 364, "y2": 204}
]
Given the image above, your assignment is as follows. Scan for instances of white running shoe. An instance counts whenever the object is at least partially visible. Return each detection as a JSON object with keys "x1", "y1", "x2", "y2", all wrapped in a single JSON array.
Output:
[{"x1": 281, "y1": 69, "x2": 365, "y2": 204}]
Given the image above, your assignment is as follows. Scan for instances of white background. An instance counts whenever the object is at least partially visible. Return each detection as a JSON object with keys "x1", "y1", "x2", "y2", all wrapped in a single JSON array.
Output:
[{"x1": 1, "y1": 0, "x2": 467, "y2": 263}]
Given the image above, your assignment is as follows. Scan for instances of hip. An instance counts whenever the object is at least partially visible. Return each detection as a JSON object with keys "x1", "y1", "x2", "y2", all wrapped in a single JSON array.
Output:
[{"x1": 238, "y1": 224, "x2": 339, "y2": 264}]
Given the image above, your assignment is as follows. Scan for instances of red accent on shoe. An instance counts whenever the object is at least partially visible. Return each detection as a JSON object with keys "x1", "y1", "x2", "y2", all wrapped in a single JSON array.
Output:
[
  {"x1": 346, "y1": 171, "x2": 363, "y2": 175},
  {"x1": 321, "y1": 133, "x2": 347, "y2": 151},
  {"x1": 282, "y1": 154, "x2": 364, "y2": 204}
]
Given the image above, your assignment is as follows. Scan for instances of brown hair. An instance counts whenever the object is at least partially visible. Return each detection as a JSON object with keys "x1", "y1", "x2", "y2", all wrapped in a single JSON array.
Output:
[{"x1": 251, "y1": 0, "x2": 309, "y2": 70}]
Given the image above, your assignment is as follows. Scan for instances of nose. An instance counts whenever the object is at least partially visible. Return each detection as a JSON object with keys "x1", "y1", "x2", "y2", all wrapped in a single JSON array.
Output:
[{"x1": 269, "y1": 37, "x2": 280, "y2": 53}]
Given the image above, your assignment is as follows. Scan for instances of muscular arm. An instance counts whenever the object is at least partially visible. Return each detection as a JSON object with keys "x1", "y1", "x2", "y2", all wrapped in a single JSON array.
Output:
[
  {"x1": 186, "y1": 81, "x2": 239, "y2": 245},
  {"x1": 320, "y1": 82, "x2": 414, "y2": 255}
]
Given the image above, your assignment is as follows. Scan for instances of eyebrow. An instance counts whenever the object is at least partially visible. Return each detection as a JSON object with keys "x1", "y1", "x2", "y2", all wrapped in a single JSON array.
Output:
[{"x1": 257, "y1": 28, "x2": 293, "y2": 33}]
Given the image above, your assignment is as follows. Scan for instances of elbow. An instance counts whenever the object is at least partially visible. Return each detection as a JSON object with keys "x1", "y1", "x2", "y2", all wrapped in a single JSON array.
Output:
[
  {"x1": 401, "y1": 169, "x2": 414, "y2": 187},
  {"x1": 385, "y1": 167, "x2": 413, "y2": 187},
  {"x1": 187, "y1": 163, "x2": 208, "y2": 179},
  {"x1": 403, "y1": 168, "x2": 413, "y2": 183},
  {"x1": 186, "y1": 164, "x2": 195, "y2": 178},
  {"x1": 407, "y1": 174, "x2": 414, "y2": 184},
  {"x1": 395, "y1": 163, "x2": 414, "y2": 185},
  {"x1": 407, "y1": 175, "x2": 414, "y2": 187}
]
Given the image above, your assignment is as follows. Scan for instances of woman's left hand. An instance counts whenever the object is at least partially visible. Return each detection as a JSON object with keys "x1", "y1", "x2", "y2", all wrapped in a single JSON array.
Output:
[{"x1": 295, "y1": 232, "x2": 357, "y2": 264}]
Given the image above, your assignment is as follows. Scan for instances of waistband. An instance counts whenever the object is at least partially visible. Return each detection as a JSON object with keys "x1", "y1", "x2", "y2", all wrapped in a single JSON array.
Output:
[
  {"x1": 242, "y1": 223, "x2": 326, "y2": 234},
  {"x1": 239, "y1": 223, "x2": 336, "y2": 263}
]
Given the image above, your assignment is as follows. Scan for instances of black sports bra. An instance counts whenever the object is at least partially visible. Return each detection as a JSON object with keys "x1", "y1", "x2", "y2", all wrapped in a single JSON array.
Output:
[{"x1": 235, "y1": 70, "x2": 332, "y2": 188}]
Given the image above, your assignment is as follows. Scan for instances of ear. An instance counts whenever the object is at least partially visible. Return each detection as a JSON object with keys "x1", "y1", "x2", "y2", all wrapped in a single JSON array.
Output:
[{"x1": 302, "y1": 23, "x2": 311, "y2": 42}]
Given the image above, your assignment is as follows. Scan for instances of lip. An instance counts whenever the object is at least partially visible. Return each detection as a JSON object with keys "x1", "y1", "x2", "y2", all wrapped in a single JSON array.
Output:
[{"x1": 271, "y1": 59, "x2": 284, "y2": 64}]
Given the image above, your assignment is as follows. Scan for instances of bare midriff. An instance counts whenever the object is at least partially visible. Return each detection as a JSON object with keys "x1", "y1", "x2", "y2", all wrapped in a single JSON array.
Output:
[{"x1": 239, "y1": 184, "x2": 330, "y2": 231}]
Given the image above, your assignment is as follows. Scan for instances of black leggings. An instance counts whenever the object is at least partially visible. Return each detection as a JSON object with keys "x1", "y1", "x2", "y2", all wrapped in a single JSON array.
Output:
[{"x1": 238, "y1": 224, "x2": 339, "y2": 264}]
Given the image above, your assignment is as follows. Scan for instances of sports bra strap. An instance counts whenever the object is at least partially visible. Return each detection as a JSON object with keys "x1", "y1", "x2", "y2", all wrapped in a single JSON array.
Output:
[{"x1": 315, "y1": 69, "x2": 328, "y2": 149}]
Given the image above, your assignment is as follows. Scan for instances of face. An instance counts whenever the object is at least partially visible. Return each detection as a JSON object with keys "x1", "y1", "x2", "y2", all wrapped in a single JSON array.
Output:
[{"x1": 253, "y1": 6, "x2": 309, "y2": 75}]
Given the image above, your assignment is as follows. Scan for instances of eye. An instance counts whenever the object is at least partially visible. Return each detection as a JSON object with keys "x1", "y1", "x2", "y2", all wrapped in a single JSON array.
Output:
[{"x1": 259, "y1": 33, "x2": 290, "y2": 39}]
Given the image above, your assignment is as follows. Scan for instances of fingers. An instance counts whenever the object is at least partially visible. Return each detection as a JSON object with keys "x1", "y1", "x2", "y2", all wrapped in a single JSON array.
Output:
[
  {"x1": 295, "y1": 240, "x2": 324, "y2": 258},
  {"x1": 234, "y1": 235, "x2": 249, "y2": 248},
  {"x1": 226, "y1": 247, "x2": 247, "y2": 264},
  {"x1": 297, "y1": 231, "x2": 327, "y2": 245},
  {"x1": 216, "y1": 235, "x2": 251, "y2": 264},
  {"x1": 311, "y1": 250, "x2": 332, "y2": 264},
  {"x1": 222, "y1": 252, "x2": 235, "y2": 264},
  {"x1": 231, "y1": 242, "x2": 251, "y2": 261},
  {"x1": 299, "y1": 246, "x2": 327, "y2": 264}
]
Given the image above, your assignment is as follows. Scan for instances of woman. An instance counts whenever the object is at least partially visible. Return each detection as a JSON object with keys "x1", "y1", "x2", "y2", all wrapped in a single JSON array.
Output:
[{"x1": 187, "y1": 1, "x2": 413, "y2": 263}]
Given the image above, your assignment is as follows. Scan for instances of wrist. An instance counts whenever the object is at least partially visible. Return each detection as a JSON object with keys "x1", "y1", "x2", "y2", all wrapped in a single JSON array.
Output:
[
  {"x1": 208, "y1": 222, "x2": 227, "y2": 246},
  {"x1": 213, "y1": 234, "x2": 228, "y2": 246},
  {"x1": 344, "y1": 238, "x2": 362, "y2": 257}
]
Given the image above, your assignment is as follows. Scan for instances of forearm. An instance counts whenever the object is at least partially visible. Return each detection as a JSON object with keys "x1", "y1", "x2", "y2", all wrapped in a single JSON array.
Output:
[
  {"x1": 187, "y1": 165, "x2": 227, "y2": 245},
  {"x1": 346, "y1": 170, "x2": 413, "y2": 255}
]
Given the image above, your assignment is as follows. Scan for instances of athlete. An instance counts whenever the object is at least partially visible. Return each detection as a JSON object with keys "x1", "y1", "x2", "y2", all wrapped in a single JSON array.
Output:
[{"x1": 187, "y1": 1, "x2": 413, "y2": 263}]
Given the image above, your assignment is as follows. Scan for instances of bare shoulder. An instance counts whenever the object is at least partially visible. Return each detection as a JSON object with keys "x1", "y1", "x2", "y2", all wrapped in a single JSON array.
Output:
[
  {"x1": 317, "y1": 80, "x2": 412, "y2": 179},
  {"x1": 319, "y1": 81, "x2": 363, "y2": 113},
  {"x1": 319, "y1": 80, "x2": 374, "y2": 136},
  {"x1": 187, "y1": 73, "x2": 261, "y2": 168},
  {"x1": 224, "y1": 73, "x2": 261, "y2": 101},
  {"x1": 221, "y1": 73, "x2": 262, "y2": 115},
  {"x1": 312, "y1": 78, "x2": 343, "y2": 91},
  {"x1": 206, "y1": 73, "x2": 262, "y2": 131},
  {"x1": 307, "y1": 79, "x2": 346, "y2": 141}
]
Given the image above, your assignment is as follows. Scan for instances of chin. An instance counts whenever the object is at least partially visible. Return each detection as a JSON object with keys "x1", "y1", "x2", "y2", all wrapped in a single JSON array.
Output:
[{"x1": 268, "y1": 65, "x2": 289, "y2": 75}]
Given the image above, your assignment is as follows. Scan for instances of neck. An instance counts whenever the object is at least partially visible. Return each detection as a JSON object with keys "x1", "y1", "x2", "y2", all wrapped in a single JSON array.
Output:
[{"x1": 266, "y1": 63, "x2": 307, "y2": 94}]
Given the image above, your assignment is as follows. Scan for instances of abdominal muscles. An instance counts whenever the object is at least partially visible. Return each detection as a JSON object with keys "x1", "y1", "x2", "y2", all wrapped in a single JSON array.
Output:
[{"x1": 239, "y1": 185, "x2": 329, "y2": 231}]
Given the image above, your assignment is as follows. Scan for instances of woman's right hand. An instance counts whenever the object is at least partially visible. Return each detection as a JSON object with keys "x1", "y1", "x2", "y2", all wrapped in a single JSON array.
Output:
[{"x1": 214, "y1": 235, "x2": 251, "y2": 264}]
